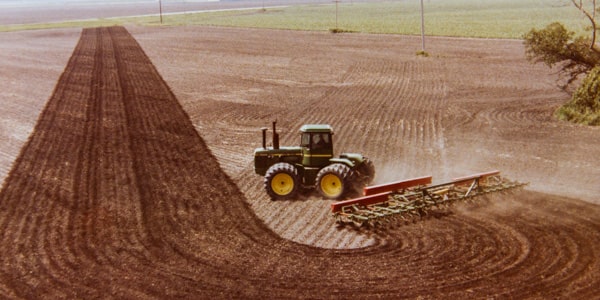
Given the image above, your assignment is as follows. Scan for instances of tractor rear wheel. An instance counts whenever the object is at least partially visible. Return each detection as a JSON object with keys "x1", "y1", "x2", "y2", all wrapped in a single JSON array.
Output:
[
  {"x1": 357, "y1": 157, "x2": 375, "y2": 185},
  {"x1": 316, "y1": 163, "x2": 351, "y2": 200},
  {"x1": 264, "y1": 162, "x2": 300, "y2": 200}
]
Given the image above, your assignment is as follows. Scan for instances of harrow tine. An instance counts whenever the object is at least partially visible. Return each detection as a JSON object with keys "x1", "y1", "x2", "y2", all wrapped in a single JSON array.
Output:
[{"x1": 352, "y1": 219, "x2": 365, "y2": 227}]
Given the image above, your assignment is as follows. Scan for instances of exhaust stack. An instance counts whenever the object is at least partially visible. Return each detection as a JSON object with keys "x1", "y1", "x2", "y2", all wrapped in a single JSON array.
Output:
[
  {"x1": 261, "y1": 127, "x2": 268, "y2": 149},
  {"x1": 272, "y1": 121, "x2": 280, "y2": 150}
]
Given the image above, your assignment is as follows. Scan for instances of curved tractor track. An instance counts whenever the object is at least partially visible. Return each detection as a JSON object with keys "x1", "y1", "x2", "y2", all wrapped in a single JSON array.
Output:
[{"x1": 1, "y1": 26, "x2": 600, "y2": 298}]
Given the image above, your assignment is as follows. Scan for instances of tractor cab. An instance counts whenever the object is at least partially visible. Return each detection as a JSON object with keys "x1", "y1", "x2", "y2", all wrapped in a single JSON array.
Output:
[{"x1": 299, "y1": 124, "x2": 334, "y2": 168}]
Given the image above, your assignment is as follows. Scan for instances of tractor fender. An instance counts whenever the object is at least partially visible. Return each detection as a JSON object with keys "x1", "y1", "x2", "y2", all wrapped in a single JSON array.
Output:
[
  {"x1": 329, "y1": 157, "x2": 355, "y2": 168},
  {"x1": 339, "y1": 153, "x2": 366, "y2": 165}
]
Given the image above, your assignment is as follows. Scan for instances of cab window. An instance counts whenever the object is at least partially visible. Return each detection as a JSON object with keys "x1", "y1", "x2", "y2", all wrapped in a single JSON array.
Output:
[
  {"x1": 312, "y1": 133, "x2": 331, "y2": 149},
  {"x1": 301, "y1": 133, "x2": 311, "y2": 148}
]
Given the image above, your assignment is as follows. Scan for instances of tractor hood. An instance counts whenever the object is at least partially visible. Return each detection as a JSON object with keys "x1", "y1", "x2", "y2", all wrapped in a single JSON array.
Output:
[
  {"x1": 254, "y1": 147, "x2": 302, "y2": 176},
  {"x1": 254, "y1": 146, "x2": 302, "y2": 156}
]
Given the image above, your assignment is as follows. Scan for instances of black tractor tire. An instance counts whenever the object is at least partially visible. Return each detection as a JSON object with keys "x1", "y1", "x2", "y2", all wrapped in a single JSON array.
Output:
[
  {"x1": 345, "y1": 158, "x2": 375, "y2": 197},
  {"x1": 356, "y1": 157, "x2": 375, "y2": 185},
  {"x1": 316, "y1": 163, "x2": 352, "y2": 200},
  {"x1": 264, "y1": 162, "x2": 300, "y2": 200}
]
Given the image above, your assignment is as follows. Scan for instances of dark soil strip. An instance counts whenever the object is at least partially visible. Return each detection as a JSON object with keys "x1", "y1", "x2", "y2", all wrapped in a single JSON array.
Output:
[{"x1": 0, "y1": 26, "x2": 287, "y2": 298}]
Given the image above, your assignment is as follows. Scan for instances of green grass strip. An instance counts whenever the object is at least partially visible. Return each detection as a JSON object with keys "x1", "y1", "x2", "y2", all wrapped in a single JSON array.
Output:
[{"x1": 0, "y1": 0, "x2": 592, "y2": 39}]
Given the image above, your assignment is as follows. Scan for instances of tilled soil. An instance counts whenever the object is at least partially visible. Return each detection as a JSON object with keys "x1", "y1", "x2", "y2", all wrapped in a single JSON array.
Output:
[{"x1": 0, "y1": 26, "x2": 599, "y2": 298}]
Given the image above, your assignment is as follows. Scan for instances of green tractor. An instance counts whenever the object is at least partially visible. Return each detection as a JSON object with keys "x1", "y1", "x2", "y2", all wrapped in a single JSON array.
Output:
[{"x1": 254, "y1": 122, "x2": 375, "y2": 200}]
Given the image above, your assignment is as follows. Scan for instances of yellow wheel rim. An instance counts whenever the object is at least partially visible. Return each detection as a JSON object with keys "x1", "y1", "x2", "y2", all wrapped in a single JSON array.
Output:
[
  {"x1": 320, "y1": 174, "x2": 343, "y2": 198},
  {"x1": 271, "y1": 173, "x2": 294, "y2": 196}
]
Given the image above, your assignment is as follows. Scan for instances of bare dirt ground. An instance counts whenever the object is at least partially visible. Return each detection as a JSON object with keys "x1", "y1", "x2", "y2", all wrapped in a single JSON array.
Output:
[
  {"x1": 0, "y1": 25, "x2": 599, "y2": 298},
  {"x1": 0, "y1": 28, "x2": 81, "y2": 188}
]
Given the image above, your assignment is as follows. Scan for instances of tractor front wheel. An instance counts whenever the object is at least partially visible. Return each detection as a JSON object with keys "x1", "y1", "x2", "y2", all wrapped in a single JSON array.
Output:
[
  {"x1": 316, "y1": 163, "x2": 351, "y2": 200},
  {"x1": 264, "y1": 162, "x2": 300, "y2": 200}
]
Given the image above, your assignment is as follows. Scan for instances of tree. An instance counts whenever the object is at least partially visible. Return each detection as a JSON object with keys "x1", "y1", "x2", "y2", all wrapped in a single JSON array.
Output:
[
  {"x1": 523, "y1": 1, "x2": 600, "y2": 125},
  {"x1": 572, "y1": 0, "x2": 599, "y2": 51},
  {"x1": 523, "y1": 22, "x2": 600, "y2": 87}
]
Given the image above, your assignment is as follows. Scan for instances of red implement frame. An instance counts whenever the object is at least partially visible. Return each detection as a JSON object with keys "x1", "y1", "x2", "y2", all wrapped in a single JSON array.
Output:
[
  {"x1": 331, "y1": 175, "x2": 432, "y2": 213},
  {"x1": 452, "y1": 170, "x2": 500, "y2": 186},
  {"x1": 331, "y1": 192, "x2": 391, "y2": 213},
  {"x1": 363, "y1": 175, "x2": 432, "y2": 196}
]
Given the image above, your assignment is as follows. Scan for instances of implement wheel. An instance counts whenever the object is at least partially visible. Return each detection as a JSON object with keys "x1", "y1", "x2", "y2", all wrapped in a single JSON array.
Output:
[
  {"x1": 316, "y1": 163, "x2": 351, "y2": 200},
  {"x1": 264, "y1": 162, "x2": 300, "y2": 200}
]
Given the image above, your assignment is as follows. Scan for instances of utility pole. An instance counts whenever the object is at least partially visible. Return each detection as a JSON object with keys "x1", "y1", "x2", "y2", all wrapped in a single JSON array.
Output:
[
  {"x1": 159, "y1": 0, "x2": 163, "y2": 24},
  {"x1": 420, "y1": 0, "x2": 425, "y2": 52},
  {"x1": 334, "y1": 0, "x2": 339, "y2": 29}
]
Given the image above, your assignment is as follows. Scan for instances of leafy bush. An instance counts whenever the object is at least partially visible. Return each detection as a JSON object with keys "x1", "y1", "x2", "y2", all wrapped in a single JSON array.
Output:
[
  {"x1": 329, "y1": 28, "x2": 356, "y2": 34},
  {"x1": 556, "y1": 66, "x2": 600, "y2": 125}
]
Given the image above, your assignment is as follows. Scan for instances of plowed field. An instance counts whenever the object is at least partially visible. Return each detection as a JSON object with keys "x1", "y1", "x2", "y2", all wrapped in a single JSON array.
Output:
[{"x1": 0, "y1": 26, "x2": 599, "y2": 298}]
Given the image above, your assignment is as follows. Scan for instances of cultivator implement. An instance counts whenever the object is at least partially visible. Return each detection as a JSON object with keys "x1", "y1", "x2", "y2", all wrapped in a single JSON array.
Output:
[{"x1": 331, "y1": 170, "x2": 526, "y2": 227}]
